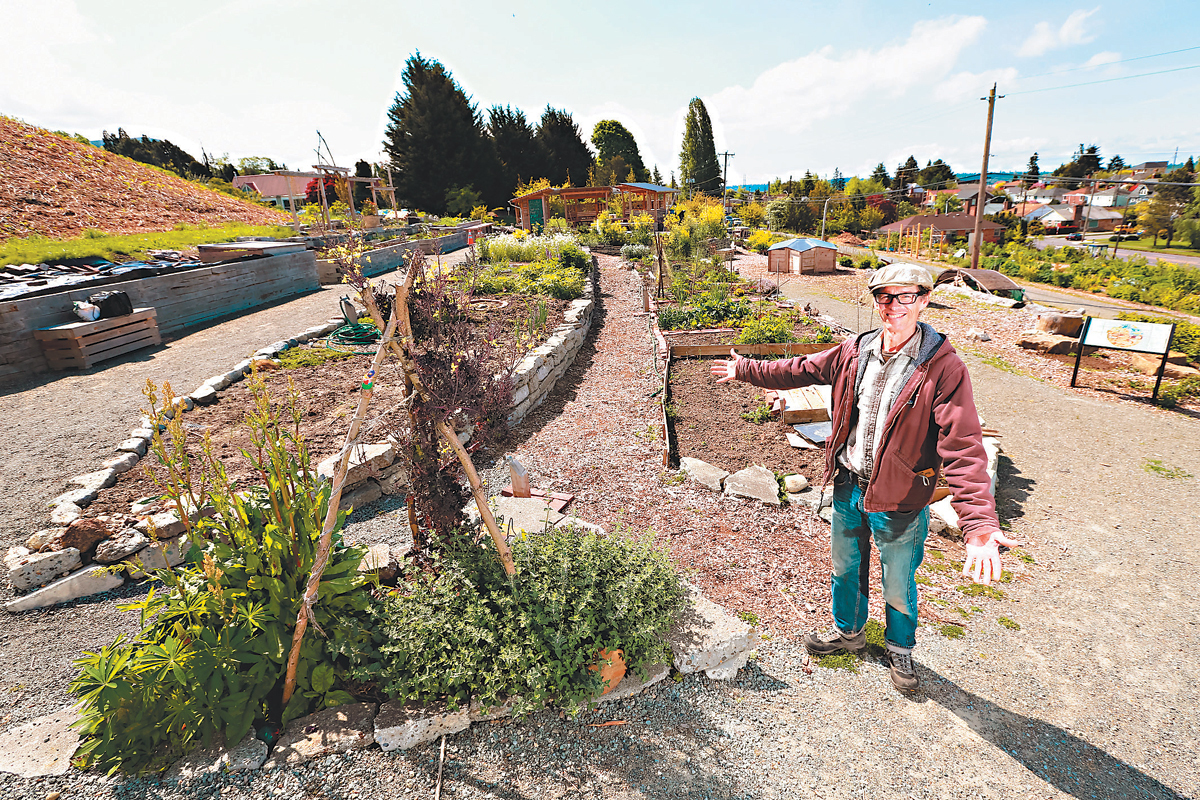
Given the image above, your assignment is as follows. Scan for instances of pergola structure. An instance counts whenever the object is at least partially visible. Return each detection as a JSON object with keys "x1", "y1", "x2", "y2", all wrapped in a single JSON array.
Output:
[
  {"x1": 614, "y1": 182, "x2": 678, "y2": 226},
  {"x1": 510, "y1": 182, "x2": 680, "y2": 232}
]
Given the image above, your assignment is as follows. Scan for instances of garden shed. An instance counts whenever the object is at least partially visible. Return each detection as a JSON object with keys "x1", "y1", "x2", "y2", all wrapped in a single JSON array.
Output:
[
  {"x1": 510, "y1": 186, "x2": 614, "y2": 231},
  {"x1": 766, "y1": 238, "x2": 837, "y2": 274}
]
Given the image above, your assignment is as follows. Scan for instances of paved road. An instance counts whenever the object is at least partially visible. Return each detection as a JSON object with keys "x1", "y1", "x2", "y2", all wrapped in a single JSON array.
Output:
[{"x1": 1037, "y1": 234, "x2": 1200, "y2": 268}]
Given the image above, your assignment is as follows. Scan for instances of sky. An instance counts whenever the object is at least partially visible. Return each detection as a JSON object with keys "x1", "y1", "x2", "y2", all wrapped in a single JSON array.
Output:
[{"x1": 2, "y1": 0, "x2": 1198, "y2": 185}]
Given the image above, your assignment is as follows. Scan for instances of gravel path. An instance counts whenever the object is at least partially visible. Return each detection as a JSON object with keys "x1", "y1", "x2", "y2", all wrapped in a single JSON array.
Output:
[{"x1": 2, "y1": 254, "x2": 1198, "y2": 799}]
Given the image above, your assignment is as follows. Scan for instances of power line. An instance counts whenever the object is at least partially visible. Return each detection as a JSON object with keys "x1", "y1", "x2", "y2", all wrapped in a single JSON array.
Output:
[
  {"x1": 1015, "y1": 45, "x2": 1200, "y2": 81},
  {"x1": 1007, "y1": 64, "x2": 1200, "y2": 96}
]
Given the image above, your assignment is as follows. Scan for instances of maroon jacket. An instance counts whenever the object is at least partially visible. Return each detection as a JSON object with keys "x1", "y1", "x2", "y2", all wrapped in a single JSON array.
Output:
[{"x1": 736, "y1": 323, "x2": 999, "y2": 543}]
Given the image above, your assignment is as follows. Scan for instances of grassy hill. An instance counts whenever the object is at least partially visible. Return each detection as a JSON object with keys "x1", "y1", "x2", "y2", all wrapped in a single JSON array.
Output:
[{"x1": 0, "y1": 116, "x2": 288, "y2": 242}]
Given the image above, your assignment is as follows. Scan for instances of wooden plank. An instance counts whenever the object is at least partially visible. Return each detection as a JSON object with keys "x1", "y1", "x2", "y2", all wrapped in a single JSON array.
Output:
[
  {"x1": 75, "y1": 335, "x2": 161, "y2": 369},
  {"x1": 779, "y1": 387, "x2": 830, "y2": 424},
  {"x1": 81, "y1": 328, "x2": 161, "y2": 360},
  {"x1": 76, "y1": 317, "x2": 155, "y2": 346},
  {"x1": 34, "y1": 308, "x2": 156, "y2": 339}
]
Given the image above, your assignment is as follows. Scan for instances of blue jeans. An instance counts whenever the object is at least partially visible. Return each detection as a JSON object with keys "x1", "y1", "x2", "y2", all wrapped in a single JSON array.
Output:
[{"x1": 830, "y1": 473, "x2": 929, "y2": 651}]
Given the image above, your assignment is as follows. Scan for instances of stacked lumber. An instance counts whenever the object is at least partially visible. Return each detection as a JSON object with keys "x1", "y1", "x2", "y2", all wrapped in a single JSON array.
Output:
[{"x1": 34, "y1": 308, "x2": 160, "y2": 369}]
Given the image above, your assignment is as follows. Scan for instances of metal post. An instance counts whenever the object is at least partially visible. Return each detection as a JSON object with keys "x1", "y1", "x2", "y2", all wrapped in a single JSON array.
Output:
[{"x1": 971, "y1": 83, "x2": 1002, "y2": 270}]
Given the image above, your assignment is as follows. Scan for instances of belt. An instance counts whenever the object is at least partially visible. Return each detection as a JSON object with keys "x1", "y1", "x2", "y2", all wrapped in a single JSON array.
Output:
[{"x1": 840, "y1": 470, "x2": 870, "y2": 491}]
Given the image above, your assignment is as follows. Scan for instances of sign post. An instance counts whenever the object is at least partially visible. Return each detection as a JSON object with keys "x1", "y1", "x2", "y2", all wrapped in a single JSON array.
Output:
[{"x1": 1071, "y1": 317, "x2": 1177, "y2": 402}]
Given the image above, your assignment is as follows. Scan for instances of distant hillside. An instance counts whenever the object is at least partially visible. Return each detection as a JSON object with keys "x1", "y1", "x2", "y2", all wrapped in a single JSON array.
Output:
[{"x1": 0, "y1": 116, "x2": 287, "y2": 242}]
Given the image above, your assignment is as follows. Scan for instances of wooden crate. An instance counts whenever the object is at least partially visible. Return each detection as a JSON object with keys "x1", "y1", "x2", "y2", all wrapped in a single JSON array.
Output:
[
  {"x1": 34, "y1": 307, "x2": 161, "y2": 370},
  {"x1": 778, "y1": 386, "x2": 830, "y2": 424}
]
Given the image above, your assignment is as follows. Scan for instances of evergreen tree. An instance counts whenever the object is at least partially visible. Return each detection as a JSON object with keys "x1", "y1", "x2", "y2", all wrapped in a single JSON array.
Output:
[
  {"x1": 893, "y1": 156, "x2": 919, "y2": 192},
  {"x1": 870, "y1": 163, "x2": 892, "y2": 189},
  {"x1": 1025, "y1": 152, "x2": 1040, "y2": 185},
  {"x1": 353, "y1": 159, "x2": 373, "y2": 205},
  {"x1": 669, "y1": 171, "x2": 677, "y2": 189},
  {"x1": 590, "y1": 120, "x2": 648, "y2": 183},
  {"x1": 651, "y1": 165, "x2": 663, "y2": 185},
  {"x1": 800, "y1": 170, "x2": 815, "y2": 198},
  {"x1": 488, "y1": 105, "x2": 544, "y2": 201},
  {"x1": 918, "y1": 158, "x2": 956, "y2": 188},
  {"x1": 679, "y1": 98, "x2": 721, "y2": 196},
  {"x1": 382, "y1": 53, "x2": 498, "y2": 213},
  {"x1": 831, "y1": 168, "x2": 845, "y2": 192},
  {"x1": 1186, "y1": 156, "x2": 1195, "y2": 174},
  {"x1": 535, "y1": 107, "x2": 592, "y2": 187},
  {"x1": 102, "y1": 128, "x2": 212, "y2": 179},
  {"x1": 1079, "y1": 144, "x2": 1102, "y2": 176},
  {"x1": 1107, "y1": 155, "x2": 1126, "y2": 173}
]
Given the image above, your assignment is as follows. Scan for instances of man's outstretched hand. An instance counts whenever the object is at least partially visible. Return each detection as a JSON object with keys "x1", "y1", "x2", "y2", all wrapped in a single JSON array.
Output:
[
  {"x1": 963, "y1": 529, "x2": 1023, "y2": 585},
  {"x1": 710, "y1": 349, "x2": 745, "y2": 383}
]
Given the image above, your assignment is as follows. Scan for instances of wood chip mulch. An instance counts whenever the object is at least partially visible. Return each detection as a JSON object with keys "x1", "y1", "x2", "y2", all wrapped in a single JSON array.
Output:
[{"x1": 0, "y1": 116, "x2": 288, "y2": 242}]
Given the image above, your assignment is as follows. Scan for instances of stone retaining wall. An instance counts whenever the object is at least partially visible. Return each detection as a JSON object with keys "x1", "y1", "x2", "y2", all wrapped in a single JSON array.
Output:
[
  {"x1": 506, "y1": 257, "x2": 598, "y2": 426},
  {"x1": 317, "y1": 231, "x2": 469, "y2": 284}
]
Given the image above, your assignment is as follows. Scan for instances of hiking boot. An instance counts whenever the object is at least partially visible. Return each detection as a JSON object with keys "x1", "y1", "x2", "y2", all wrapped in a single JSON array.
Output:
[
  {"x1": 886, "y1": 649, "x2": 919, "y2": 691},
  {"x1": 803, "y1": 626, "x2": 866, "y2": 656}
]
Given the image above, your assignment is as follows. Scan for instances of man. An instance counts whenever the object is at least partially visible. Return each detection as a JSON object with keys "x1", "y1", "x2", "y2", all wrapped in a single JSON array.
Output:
[{"x1": 711, "y1": 264, "x2": 1016, "y2": 691}]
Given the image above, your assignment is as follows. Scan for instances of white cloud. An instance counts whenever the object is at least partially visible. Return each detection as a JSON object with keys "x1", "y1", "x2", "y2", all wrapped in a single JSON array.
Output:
[
  {"x1": 933, "y1": 68, "x2": 1020, "y2": 103},
  {"x1": 1018, "y1": 9, "x2": 1099, "y2": 57},
  {"x1": 1083, "y1": 51, "x2": 1121, "y2": 69}
]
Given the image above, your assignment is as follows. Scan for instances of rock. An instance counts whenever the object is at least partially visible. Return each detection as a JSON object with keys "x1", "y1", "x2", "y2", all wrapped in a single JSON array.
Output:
[
  {"x1": 49, "y1": 503, "x2": 81, "y2": 526},
  {"x1": 357, "y1": 543, "x2": 399, "y2": 583},
  {"x1": 102, "y1": 452, "x2": 140, "y2": 475},
  {"x1": 1034, "y1": 312, "x2": 1084, "y2": 338},
  {"x1": 133, "y1": 535, "x2": 194, "y2": 572},
  {"x1": 134, "y1": 510, "x2": 187, "y2": 538},
  {"x1": 928, "y1": 496, "x2": 961, "y2": 538},
  {"x1": 965, "y1": 328, "x2": 991, "y2": 342},
  {"x1": 1130, "y1": 351, "x2": 1200, "y2": 378},
  {"x1": 262, "y1": 703, "x2": 377, "y2": 768},
  {"x1": 668, "y1": 585, "x2": 760, "y2": 675},
  {"x1": 225, "y1": 369, "x2": 245, "y2": 384},
  {"x1": 46, "y1": 518, "x2": 111, "y2": 553},
  {"x1": 165, "y1": 733, "x2": 267, "y2": 780},
  {"x1": 679, "y1": 457, "x2": 728, "y2": 492},
  {"x1": 468, "y1": 496, "x2": 564, "y2": 537},
  {"x1": 25, "y1": 528, "x2": 61, "y2": 551},
  {"x1": 6, "y1": 548, "x2": 82, "y2": 592},
  {"x1": 317, "y1": 443, "x2": 396, "y2": 488},
  {"x1": 68, "y1": 469, "x2": 117, "y2": 493},
  {"x1": 338, "y1": 479, "x2": 382, "y2": 512},
  {"x1": 93, "y1": 530, "x2": 148, "y2": 563},
  {"x1": 191, "y1": 385, "x2": 219, "y2": 406},
  {"x1": 786, "y1": 432, "x2": 819, "y2": 450},
  {"x1": 129, "y1": 427, "x2": 155, "y2": 440},
  {"x1": 203, "y1": 374, "x2": 231, "y2": 391},
  {"x1": 469, "y1": 696, "x2": 522, "y2": 723},
  {"x1": 50, "y1": 487, "x2": 97, "y2": 508},
  {"x1": 705, "y1": 649, "x2": 754, "y2": 680},
  {"x1": 724, "y1": 465, "x2": 781, "y2": 506},
  {"x1": 4, "y1": 546, "x2": 31, "y2": 571},
  {"x1": 232, "y1": 359, "x2": 252, "y2": 375},
  {"x1": 1016, "y1": 332, "x2": 1090, "y2": 355},
  {"x1": 783, "y1": 474, "x2": 809, "y2": 493},
  {"x1": 172, "y1": 396, "x2": 194, "y2": 414},
  {"x1": 374, "y1": 701, "x2": 469, "y2": 753},
  {"x1": 5, "y1": 565, "x2": 124, "y2": 613},
  {"x1": 377, "y1": 462, "x2": 409, "y2": 495},
  {"x1": 116, "y1": 437, "x2": 148, "y2": 456},
  {"x1": 595, "y1": 661, "x2": 671, "y2": 704},
  {"x1": 0, "y1": 706, "x2": 80, "y2": 777}
]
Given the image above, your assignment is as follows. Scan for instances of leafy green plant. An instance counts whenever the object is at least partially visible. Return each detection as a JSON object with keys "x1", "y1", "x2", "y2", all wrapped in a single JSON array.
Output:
[
  {"x1": 70, "y1": 376, "x2": 367, "y2": 774},
  {"x1": 1142, "y1": 458, "x2": 1193, "y2": 479},
  {"x1": 736, "y1": 315, "x2": 796, "y2": 345},
  {"x1": 997, "y1": 616, "x2": 1021, "y2": 631},
  {"x1": 621, "y1": 243, "x2": 651, "y2": 261},
  {"x1": 277, "y1": 348, "x2": 354, "y2": 369},
  {"x1": 740, "y1": 402, "x2": 772, "y2": 424},
  {"x1": 939, "y1": 624, "x2": 965, "y2": 639},
  {"x1": 338, "y1": 526, "x2": 685, "y2": 716}
]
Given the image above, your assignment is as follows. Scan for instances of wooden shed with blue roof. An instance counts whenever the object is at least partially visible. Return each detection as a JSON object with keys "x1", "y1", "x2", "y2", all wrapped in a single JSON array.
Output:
[{"x1": 766, "y1": 237, "x2": 837, "y2": 274}]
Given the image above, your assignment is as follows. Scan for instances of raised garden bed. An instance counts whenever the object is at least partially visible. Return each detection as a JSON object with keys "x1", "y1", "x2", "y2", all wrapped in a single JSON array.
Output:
[{"x1": 664, "y1": 343, "x2": 839, "y2": 480}]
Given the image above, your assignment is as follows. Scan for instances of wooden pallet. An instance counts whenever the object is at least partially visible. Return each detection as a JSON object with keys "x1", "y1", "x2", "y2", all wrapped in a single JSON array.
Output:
[{"x1": 34, "y1": 307, "x2": 161, "y2": 370}]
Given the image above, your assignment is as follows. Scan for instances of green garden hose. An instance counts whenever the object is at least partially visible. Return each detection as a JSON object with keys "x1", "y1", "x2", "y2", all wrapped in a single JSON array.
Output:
[{"x1": 326, "y1": 322, "x2": 381, "y2": 355}]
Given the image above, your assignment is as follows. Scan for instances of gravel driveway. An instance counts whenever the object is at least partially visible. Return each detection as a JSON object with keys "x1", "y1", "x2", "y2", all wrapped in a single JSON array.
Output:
[{"x1": 2, "y1": 255, "x2": 1198, "y2": 799}]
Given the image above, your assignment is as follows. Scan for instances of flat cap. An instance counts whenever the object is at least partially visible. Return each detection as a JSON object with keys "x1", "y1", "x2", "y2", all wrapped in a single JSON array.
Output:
[{"x1": 867, "y1": 263, "x2": 934, "y2": 291}]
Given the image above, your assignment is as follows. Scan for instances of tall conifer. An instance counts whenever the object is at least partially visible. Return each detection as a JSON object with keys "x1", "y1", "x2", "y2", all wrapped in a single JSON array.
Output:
[
  {"x1": 535, "y1": 107, "x2": 593, "y2": 187},
  {"x1": 679, "y1": 98, "x2": 721, "y2": 196}
]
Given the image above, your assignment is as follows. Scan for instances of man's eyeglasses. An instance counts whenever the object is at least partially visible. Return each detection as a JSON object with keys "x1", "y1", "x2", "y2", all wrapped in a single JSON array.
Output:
[{"x1": 873, "y1": 291, "x2": 925, "y2": 305}]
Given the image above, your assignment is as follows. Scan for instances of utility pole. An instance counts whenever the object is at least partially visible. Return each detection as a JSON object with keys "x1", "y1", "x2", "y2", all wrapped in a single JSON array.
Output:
[
  {"x1": 971, "y1": 83, "x2": 1002, "y2": 270},
  {"x1": 718, "y1": 151, "x2": 735, "y2": 219}
]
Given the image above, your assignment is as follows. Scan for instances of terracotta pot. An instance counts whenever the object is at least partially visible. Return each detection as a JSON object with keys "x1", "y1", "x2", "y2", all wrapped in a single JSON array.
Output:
[{"x1": 591, "y1": 648, "x2": 626, "y2": 695}]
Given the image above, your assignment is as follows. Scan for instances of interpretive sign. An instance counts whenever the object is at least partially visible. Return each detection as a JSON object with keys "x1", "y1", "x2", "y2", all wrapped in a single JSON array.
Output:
[{"x1": 1071, "y1": 317, "x2": 1176, "y2": 400}]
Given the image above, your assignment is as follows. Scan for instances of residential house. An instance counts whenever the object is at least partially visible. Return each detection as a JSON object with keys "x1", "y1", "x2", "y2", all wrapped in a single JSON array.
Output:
[
  {"x1": 1025, "y1": 204, "x2": 1082, "y2": 231},
  {"x1": 233, "y1": 173, "x2": 309, "y2": 210},
  {"x1": 1025, "y1": 185, "x2": 1069, "y2": 205},
  {"x1": 1079, "y1": 206, "x2": 1124, "y2": 231},
  {"x1": 955, "y1": 185, "x2": 997, "y2": 215},
  {"x1": 1131, "y1": 161, "x2": 1168, "y2": 179},
  {"x1": 766, "y1": 238, "x2": 837, "y2": 274},
  {"x1": 875, "y1": 213, "x2": 1005, "y2": 243},
  {"x1": 1089, "y1": 186, "x2": 1133, "y2": 208}
]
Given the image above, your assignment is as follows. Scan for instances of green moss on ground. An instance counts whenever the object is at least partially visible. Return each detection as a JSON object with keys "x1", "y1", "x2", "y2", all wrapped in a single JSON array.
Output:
[
  {"x1": 277, "y1": 348, "x2": 353, "y2": 369},
  {"x1": 939, "y1": 624, "x2": 965, "y2": 639},
  {"x1": 957, "y1": 583, "x2": 1005, "y2": 600},
  {"x1": 998, "y1": 616, "x2": 1021, "y2": 631}
]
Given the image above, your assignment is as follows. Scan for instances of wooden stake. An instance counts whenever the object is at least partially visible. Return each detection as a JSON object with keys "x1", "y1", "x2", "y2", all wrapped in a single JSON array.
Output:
[{"x1": 281, "y1": 300, "x2": 399, "y2": 708}]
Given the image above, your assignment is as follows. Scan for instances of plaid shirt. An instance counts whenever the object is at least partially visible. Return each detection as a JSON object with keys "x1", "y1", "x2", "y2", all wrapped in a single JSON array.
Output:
[{"x1": 837, "y1": 327, "x2": 924, "y2": 478}]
